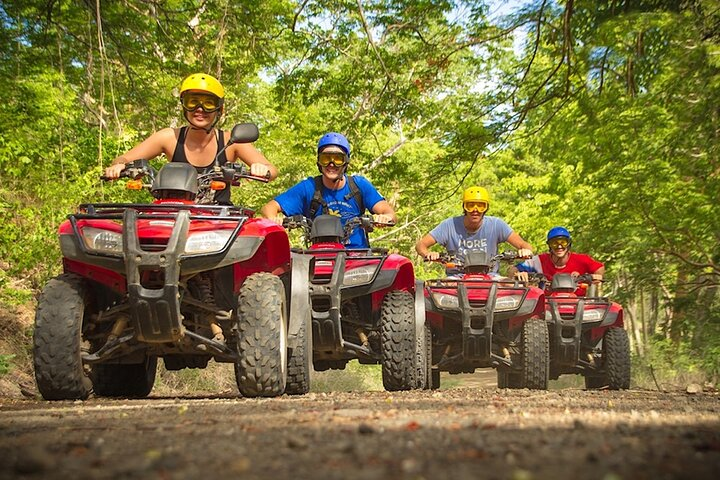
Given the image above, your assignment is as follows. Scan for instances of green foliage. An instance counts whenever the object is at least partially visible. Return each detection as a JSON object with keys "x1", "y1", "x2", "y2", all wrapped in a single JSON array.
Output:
[
  {"x1": 310, "y1": 362, "x2": 385, "y2": 392},
  {"x1": 0, "y1": 354, "x2": 14, "y2": 377},
  {"x1": 632, "y1": 337, "x2": 717, "y2": 389},
  {"x1": 0, "y1": 0, "x2": 718, "y2": 381}
]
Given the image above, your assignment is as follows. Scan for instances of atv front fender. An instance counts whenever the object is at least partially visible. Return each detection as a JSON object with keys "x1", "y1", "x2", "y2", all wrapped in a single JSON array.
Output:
[{"x1": 287, "y1": 253, "x2": 311, "y2": 349}]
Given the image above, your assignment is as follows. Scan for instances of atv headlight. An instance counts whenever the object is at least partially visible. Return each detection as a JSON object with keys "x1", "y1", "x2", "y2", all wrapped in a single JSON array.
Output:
[
  {"x1": 582, "y1": 309, "x2": 605, "y2": 323},
  {"x1": 82, "y1": 227, "x2": 123, "y2": 254},
  {"x1": 495, "y1": 295, "x2": 522, "y2": 312},
  {"x1": 343, "y1": 265, "x2": 377, "y2": 286},
  {"x1": 431, "y1": 292, "x2": 459, "y2": 309},
  {"x1": 185, "y1": 230, "x2": 234, "y2": 254}
]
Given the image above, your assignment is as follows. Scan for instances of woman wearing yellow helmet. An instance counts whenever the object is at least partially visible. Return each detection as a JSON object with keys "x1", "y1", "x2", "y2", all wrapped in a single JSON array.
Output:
[
  {"x1": 415, "y1": 186, "x2": 534, "y2": 273},
  {"x1": 104, "y1": 73, "x2": 277, "y2": 203}
]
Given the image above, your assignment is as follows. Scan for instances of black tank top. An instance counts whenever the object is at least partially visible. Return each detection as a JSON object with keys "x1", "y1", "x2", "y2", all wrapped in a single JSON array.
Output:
[{"x1": 171, "y1": 126, "x2": 231, "y2": 204}]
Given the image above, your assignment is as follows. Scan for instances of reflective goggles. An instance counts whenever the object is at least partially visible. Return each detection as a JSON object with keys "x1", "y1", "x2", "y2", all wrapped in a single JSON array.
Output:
[
  {"x1": 463, "y1": 201, "x2": 488, "y2": 213},
  {"x1": 548, "y1": 237, "x2": 570, "y2": 250},
  {"x1": 181, "y1": 93, "x2": 222, "y2": 113},
  {"x1": 317, "y1": 151, "x2": 348, "y2": 168}
]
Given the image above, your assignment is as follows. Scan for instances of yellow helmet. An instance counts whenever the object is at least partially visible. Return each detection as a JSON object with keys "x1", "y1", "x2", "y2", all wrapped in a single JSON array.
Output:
[
  {"x1": 179, "y1": 73, "x2": 225, "y2": 99},
  {"x1": 462, "y1": 186, "x2": 490, "y2": 204},
  {"x1": 462, "y1": 186, "x2": 490, "y2": 213}
]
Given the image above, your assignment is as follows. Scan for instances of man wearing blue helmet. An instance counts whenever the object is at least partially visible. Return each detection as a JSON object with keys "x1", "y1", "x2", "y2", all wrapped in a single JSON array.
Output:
[
  {"x1": 261, "y1": 132, "x2": 396, "y2": 248},
  {"x1": 511, "y1": 226, "x2": 605, "y2": 295}
]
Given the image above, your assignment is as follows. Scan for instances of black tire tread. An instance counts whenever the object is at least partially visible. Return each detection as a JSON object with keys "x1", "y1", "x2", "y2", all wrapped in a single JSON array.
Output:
[
  {"x1": 285, "y1": 313, "x2": 310, "y2": 395},
  {"x1": 92, "y1": 358, "x2": 158, "y2": 398},
  {"x1": 522, "y1": 317, "x2": 549, "y2": 390},
  {"x1": 605, "y1": 328, "x2": 631, "y2": 390},
  {"x1": 380, "y1": 290, "x2": 417, "y2": 391},
  {"x1": 235, "y1": 273, "x2": 287, "y2": 397},
  {"x1": 33, "y1": 273, "x2": 92, "y2": 400}
]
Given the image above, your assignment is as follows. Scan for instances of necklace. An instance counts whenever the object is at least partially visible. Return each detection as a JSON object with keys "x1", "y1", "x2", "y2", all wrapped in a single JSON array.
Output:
[{"x1": 551, "y1": 253, "x2": 569, "y2": 268}]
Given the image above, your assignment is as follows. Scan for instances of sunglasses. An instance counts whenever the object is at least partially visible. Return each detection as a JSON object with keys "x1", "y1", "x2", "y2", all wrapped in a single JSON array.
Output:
[
  {"x1": 463, "y1": 201, "x2": 488, "y2": 213},
  {"x1": 181, "y1": 93, "x2": 222, "y2": 113},
  {"x1": 548, "y1": 238, "x2": 569, "y2": 249},
  {"x1": 317, "y1": 151, "x2": 348, "y2": 168}
]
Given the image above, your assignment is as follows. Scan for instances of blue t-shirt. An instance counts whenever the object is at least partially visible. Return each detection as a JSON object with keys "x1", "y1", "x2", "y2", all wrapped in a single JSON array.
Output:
[
  {"x1": 429, "y1": 215, "x2": 513, "y2": 272},
  {"x1": 274, "y1": 175, "x2": 384, "y2": 248}
]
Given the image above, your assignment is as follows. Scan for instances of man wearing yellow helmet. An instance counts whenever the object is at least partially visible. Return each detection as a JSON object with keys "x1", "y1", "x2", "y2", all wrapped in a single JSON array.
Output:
[
  {"x1": 415, "y1": 186, "x2": 533, "y2": 273},
  {"x1": 104, "y1": 73, "x2": 277, "y2": 204}
]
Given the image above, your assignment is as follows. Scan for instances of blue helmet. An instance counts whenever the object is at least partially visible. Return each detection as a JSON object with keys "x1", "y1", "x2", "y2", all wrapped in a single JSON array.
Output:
[
  {"x1": 547, "y1": 226, "x2": 571, "y2": 241},
  {"x1": 547, "y1": 226, "x2": 572, "y2": 250},
  {"x1": 317, "y1": 132, "x2": 351, "y2": 157}
]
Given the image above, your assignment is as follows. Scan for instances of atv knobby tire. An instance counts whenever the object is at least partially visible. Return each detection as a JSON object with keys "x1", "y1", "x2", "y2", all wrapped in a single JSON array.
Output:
[
  {"x1": 584, "y1": 328, "x2": 631, "y2": 390},
  {"x1": 33, "y1": 274, "x2": 93, "y2": 400},
  {"x1": 380, "y1": 290, "x2": 417, "y2": 391},
  {"x1": 521, "y1": 317, "x2": 549, "y2": 390},
  {"x1": 285, "y1": 312, "x2": 311, "y2": 395},
  {"x1": 497, "y1": 370, "x2": 523, "y2": 389},
  {"x1": 430, "y1": 368, "x2": 441, "y2": 390},
  {"x1": 92, "y1": 357, "x2": 158, "y2": 398},
  {"x1": 235, "y1": 273, "x2": 287, "y2": 397},
  {"x1": 415, "y1": 322, "x2": 433, "y2": 390}
]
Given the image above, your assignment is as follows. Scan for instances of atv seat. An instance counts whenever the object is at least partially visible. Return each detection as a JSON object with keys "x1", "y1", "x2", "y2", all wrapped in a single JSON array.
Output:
[
  {"x1": 550, "y1": 274, "x2": 577, "y2": 293},
  {"x1": 464, "y1": 251, "x2": 491, "y2": 274},
  {"x1": 310, "y1": 215, "x2": 344, "y2": 244},
  {"x1": 152, "y1": 163, "x2": 199, "y2": 200}
]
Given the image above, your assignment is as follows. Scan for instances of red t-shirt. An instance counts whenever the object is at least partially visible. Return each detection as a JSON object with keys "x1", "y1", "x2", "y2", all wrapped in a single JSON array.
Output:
[{"x1": 538, "y1": 252, "x2": 604, "y2": 295}]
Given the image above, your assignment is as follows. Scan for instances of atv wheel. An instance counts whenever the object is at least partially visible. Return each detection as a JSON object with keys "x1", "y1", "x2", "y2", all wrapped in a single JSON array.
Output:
[
  {"x1": 33, "y1": 274, "x2": 93, "y2": 400},
  {"x1": 605, "y1": 328, "x2": 631, "y2": 389},
  {"x1": 430, "y1": 368, "x2": 441, "y2": 390},
  {"x1": 584, "y1": 328, "x2": 631, "y2": 390},
  {"x1": 285, "y1": 312, "x2": 311, "y2": 395},
  {"x1": 497, "y1": 370, "x2": 523, "y2": 389},
  {"x1": 92, "y1": 357, "x2": 157, "y2": 398},
  {"x1": 234, "y1": 273, "x2": 288, "y2": 397},
  {"x1": 380, "y1": 290, "x2": 417, "y2": 391},
  {"x1": 584, "y1": 375, "x2": 606, "y2": 389},
  {"x1": 415, "y1": 323, "x2": 433, "y2": 389},
  {"x1": 521, "y1": 317, "x2": 549, "y2": 390}
]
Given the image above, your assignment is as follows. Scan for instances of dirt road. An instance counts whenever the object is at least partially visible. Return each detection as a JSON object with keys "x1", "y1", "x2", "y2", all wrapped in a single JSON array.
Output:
[{"x1": 1, "y1": 385, "x2": 718, "y2": 480}]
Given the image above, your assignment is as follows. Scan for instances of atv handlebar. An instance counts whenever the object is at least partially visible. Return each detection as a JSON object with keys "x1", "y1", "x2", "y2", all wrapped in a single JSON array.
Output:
[
  {"x1": 219, "y1": 163, "x2": 271, "y2": 184},
  {"x1": 282, "y1": 215, "x2": 311, "y2": 230},
  {"x1": 424, "y1": 250, "x2": 520, "y2": 266},
  {"x1": 100, "y1": 159, "x2": 154, "y2": 181}
]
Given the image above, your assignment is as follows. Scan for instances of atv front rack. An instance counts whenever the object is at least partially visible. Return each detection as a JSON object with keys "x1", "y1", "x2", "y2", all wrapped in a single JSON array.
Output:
[
  {"x1": 63, "y1": 203, "x2": 262, "y2": 344},
  {"x1": 303, "y1": 248, "x2": 392, "y2": 356},
  {"x1": 425, "y1": 278, "x2": 539, "y2": 366},
  {"x1": 545, "y1": 296, "x2": 612, "y2": 368}
]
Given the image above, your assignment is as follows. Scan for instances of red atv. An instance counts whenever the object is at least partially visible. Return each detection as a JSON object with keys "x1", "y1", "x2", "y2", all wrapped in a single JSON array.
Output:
[
  {"x1": 540, "y1": 273, "x2": 631, "y2": 389},
  {"x1": 282, "y1": 214, "x2": 428, "y2": 391},
  {"x1": 424, "y1": 251, "x2": 549, "y2": 390},
  {"x1": 33, "y1": 123, "x2": 295, "y2": 400}
]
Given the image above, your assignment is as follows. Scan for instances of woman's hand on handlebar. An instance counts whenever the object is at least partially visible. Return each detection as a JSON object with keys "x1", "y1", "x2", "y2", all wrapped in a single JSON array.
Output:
[
  {"x1": 249, "y1": 163, "x2": 271, "y2": 178},
  {"x1": 104, "y1": 163, "x2": 127, "y2": 180}
]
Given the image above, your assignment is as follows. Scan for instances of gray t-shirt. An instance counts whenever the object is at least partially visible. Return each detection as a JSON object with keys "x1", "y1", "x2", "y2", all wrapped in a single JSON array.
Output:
[{"x1": 429, "y1": 215, "x2": 513, "y2": 272}]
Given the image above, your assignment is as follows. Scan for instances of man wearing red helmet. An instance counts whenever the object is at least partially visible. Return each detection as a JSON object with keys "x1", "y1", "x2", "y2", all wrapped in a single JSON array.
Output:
[
  {"x1": 261, "y1": 132, "x2": 396, "y2": 248},
  {"x1": 104, "y1": 73, "x2": 276, "y2": 204},
  {"x1": 510, "y1": 226, "x2": 605, "y2": 295}
]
